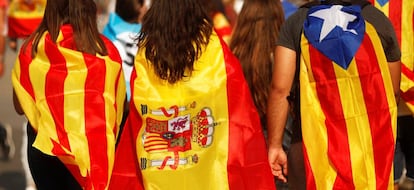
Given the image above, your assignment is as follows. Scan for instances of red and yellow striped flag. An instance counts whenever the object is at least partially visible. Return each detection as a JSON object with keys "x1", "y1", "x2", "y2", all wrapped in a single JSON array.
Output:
[
  {"x1": 109, "y1": 32, "x2": 275, "y2": 190},
  {"x1": 368, "y1": 0, "x2": 414, "y2": 112},
  {"x1": 7, "y1": 0, "x2": 45, "y2": 38},
  {"x1": 11, "y1": 25, "x2": 126, "y2": 190},
  {"x1": 300, "y1": 5, "x2": 397, "y2": 189}
]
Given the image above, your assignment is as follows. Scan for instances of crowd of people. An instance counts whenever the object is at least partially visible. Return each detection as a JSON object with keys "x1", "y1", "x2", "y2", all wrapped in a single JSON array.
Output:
[{"x1": 0, "y1": 0, "x2": 413, "y2": 190}]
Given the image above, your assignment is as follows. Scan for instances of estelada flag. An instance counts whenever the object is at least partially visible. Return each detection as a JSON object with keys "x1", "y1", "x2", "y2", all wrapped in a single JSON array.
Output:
[
  {"x1": 300, "y1": 5, "x2": 397, "y2": 189},
  {"x1": 109, "y1": 31, "x2": 275, "y2": 190},
  {"x1": 8, "y1": 0, "x2": 45, "y2": 38},
  {"x1": 368, "y1": 0, "x2": 414, "y2": 113},
  {"x1": 11, "y1": 25, "x2": 126, "y2": 190}
]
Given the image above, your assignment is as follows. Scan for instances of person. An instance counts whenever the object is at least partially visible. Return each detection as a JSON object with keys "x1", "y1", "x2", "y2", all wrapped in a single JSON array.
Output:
[
  {"x1": 230, "y1": 0, "x2": 284, "y2": 131},
  {"x1": 11, "y1": 0, "x2": 126, "y2": 189},
  {"x1": 267, "y1": 0, "x2": 401, "y2": 189},
  {"x1": 229, "y1": 0, "x2": 286, "y2": 189},
  {"x1": 108, "y1": 0, "x2": 275, "y2": 189},
  {"x1": 367, "y1": 0, "x2": 414, "y2": 189},
  {"x1": 0, "y1": 123, "x2": 14, "y2": 161},
  {"x1": 205, "y1": 0, "x2": 233, "y2": 44},
  {"x1": 0, "y1": 0, "x2": 16, "y2": 162},
  {"x1": 102, "y1": 0, "x2": 147, "y2": 132},
  {"x1": 7, "y1": 0, "x2": 46, "y2": 51}
]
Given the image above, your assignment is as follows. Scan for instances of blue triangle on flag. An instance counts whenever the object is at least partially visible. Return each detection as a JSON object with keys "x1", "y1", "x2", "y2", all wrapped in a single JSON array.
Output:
[
  {"x1": 376, "y1": 0, "x2": 389, "y2": 6},
  {"x1": 303, "y1": 5, "x2": 365, "y2": 70}
]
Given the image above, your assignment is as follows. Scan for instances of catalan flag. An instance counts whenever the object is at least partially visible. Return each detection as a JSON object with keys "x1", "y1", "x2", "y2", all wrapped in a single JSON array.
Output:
[
  {"x1": 300, "y1": 5, "x2": 397, "y2": 189},
  {"x1": 368, "y1": 0, "x2": 414, "y2": 113},
  {"x1": 7, "y1": 0, "x2": 45, "y2": 38},
  {"x1": 109, "y1": 31, "x2": 275, "y2": 190},
  {"x1": 11, "y1": 25, "x2": 126, "y2": 190}
]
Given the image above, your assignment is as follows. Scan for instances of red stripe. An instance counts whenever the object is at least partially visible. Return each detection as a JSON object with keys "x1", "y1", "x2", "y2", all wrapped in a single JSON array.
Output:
[
  {"x1": 356, "y1": 34, "x2": 394, "y2": 189},
  {"x1": 83, "y1": 52, "x2": 109, "y2": 189},
  {"x1": 222, "y1": 36, "x2": 275, "y2": 189},
  {"x1": 18, "y1": 42, "x2": 36, "y2": 101},
  {"x1": 388, "y1": 0, "x2": 402, "y2": 46},
  {"x1": 308, "y1": 45, "x2": 355, "y2": 189},
  {"x1": 44, "y1": 32, "x2": 71, "y2": 152},
  {"x1": 108, "y1": 67, "x2": 144, "y2": 190},
  {"x1": 303, "y1": 144, "x2": 317, "y2": 190},
  {"x1": 401, "y1": 90, "x2": 414, "y2": 105},
  {"x1": 402, "y1": 64, "x2": 414, "y2": 81}
]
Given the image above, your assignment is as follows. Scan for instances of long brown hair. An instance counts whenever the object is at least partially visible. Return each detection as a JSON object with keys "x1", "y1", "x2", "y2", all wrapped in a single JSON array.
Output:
[
  {"x1": 229, "y1": 0, "x2": 284, "y2": 121},
  {"x1": 23, "y1": 0, "x2": 108, "y2": 57},
  {"x1": 137, "y1": 0, "x2": 213, "y2": 84}
]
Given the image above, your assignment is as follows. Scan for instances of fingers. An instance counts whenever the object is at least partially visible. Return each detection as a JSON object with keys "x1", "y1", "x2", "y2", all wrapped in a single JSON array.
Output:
[
  {"x1": 271, "y1": 164, "x2": 288, "y2": 183},
  {"x1": 282, "y1": 163, "x2": 288, "y2": 177}
]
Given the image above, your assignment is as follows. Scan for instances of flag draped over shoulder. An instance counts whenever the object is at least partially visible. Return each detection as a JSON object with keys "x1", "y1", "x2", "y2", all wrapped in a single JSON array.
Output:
[
  {"x1": 109, "y1": 31, "x2": 275, "y2": 190},
  {"x1": 11, "y1": 25, "x2": 126, "y2": 190},
  {"x1": 7, "y1": 0, "x2": 45, "y2": 38},
  {"x1": 368, "y1": 0, "x2": 414, "y2": 113},
  {"x1": 300, "y1": 5, "x2": 397, "y2": 190}
]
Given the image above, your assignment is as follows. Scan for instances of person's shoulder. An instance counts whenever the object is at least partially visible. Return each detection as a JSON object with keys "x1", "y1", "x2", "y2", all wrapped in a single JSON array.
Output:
[{"x1": 100, "y1": 34, "x2": 122, "y2": 62}]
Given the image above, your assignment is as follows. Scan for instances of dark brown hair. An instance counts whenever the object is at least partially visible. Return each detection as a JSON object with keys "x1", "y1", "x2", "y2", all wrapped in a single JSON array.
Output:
[
  {"x1": 115, "y1": 0, "x2": 144, "y2": 23},
  {"x1": 229, "y1": 0, "x2": 285, "y2": 120},
  {"x1": 138, "y1": 0, "x2": 213, "y2": 84},
  {"x1": 24, "y1": 0, "x2": 108, "y2": 57}
]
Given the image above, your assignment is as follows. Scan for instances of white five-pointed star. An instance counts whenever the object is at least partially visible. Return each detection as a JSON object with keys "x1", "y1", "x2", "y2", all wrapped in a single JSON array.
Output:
[{"x1": 309, "y1": 5, "x2": 358, "y2": 42}]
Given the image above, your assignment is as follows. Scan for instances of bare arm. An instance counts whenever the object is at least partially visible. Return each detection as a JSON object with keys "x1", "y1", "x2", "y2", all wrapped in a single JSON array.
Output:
[
  {"x1": 387, "y1": 60, "x2": 401, "y2": 103},
  {"x1": 267, "y1": 46, "x2": 296, "y2": 182}
]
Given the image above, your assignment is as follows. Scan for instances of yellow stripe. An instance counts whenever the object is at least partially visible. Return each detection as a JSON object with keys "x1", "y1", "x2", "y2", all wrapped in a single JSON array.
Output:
[
  {"x1": 367, "y1": 22, "x2": 397, "y2": 189},
  {"x1": 333, "y1": 49, "x2": 375, "y2": 189},
  {"x1": 30, "y1": 33, "x2": 59, "y2": 155},
  {"x1": 213, "y1": 13, "x2": 230, "y2": 30},
  {"x1": 300, "y1": 33, "x2": 337, "y2": 189},
  {"x1": 99, "y1": 53, "x2": 125, "y2": 186},
  {"x1": 373, "y1": 2, "x2": 389, "y2": 15},
  {"x1": 400, "y1": 1, "x2": 414, "y2": 93},
  {"x1": 366, "y1": 22, "x2": 398, "y2": 141},
  {"x1": 134, "y1": 32, "x2": 230, "y2": 189},
  {"x1": 11, "y1": 59, "x2": 40, "y2": 128},
  {"x1": 57, "y1": 31, "x2": 90, "y2": 177},
  {"x1": 8, "y1": 0, "x2": 45, "y2": 19}
]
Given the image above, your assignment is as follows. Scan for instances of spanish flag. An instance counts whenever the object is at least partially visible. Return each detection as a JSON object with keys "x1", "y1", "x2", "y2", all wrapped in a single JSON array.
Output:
[
  {"x1": 109, "y1": 31, "x2": 275, "y2": 190},
  {"x1": 368, "y1": 0, "x2": 414, "y2": 113},
  {"x1": 11, "y1": 25, "x2": 126, "y2": 190},
  {"x1": 7, "y1": 0, "x2": 45, "y2": 38},
  {"x1": 300, "y1": 5, "x2": 397, "y2": 189}
]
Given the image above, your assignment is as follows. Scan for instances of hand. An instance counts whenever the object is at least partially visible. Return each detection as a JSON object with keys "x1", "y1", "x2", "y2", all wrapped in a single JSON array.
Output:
[{"x1": 268, "y1": 146, "x2": 288, "y2": 182}]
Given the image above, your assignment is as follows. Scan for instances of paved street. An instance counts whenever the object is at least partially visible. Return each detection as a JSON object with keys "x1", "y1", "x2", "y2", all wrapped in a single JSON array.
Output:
[{"x1": 0, "y1": 41, "x2": 29, "y2": 190}]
